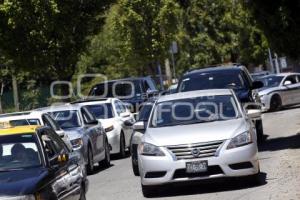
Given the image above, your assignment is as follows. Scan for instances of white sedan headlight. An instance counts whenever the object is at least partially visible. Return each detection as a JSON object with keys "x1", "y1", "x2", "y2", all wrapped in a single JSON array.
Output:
[
  {"x1": 70, "y1": 138, "x2": 83, "y2": 149},
  {"x1": 138, "y1": 143, "x2": 165, "y2": 156},
  {"x1": 227, "y1": 131, "x2": 253, "y2": 149},
  {"x1": 1, "y1": 195, "x2": 35, "y2": 200}
]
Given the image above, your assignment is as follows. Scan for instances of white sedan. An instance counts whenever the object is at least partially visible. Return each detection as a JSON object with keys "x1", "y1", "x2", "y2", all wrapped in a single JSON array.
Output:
[
  {"x1": 258, "y1": 73, "x2": 300, "y2": 111},
  {"x1": 74, "y1": 98, "x2": 135, "y2": 157}
]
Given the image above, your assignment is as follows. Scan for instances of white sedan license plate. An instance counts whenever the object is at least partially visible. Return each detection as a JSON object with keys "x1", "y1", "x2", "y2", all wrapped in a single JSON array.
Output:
[{"x1": 186, "y1": 161, "x2": 208, "y2": 173}]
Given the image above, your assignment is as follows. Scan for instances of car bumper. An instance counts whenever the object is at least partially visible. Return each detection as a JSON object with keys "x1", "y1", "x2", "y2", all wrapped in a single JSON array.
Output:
[
  {"x1": 260, "y1": 95, "x2": 270, "y2": 112},
  {"x1": 139, "y1": 142, "x2": 259, "y2": 186},
  {"x1": 107, "y1": 129, "x2": 121, "y2": 154}
]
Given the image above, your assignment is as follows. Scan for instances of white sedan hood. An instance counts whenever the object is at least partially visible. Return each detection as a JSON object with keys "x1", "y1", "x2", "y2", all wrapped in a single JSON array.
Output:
[
  {"x1": 144, "y1": 118, "x2": 248, "y2": 146},
  {"x1": 258, "y1": 87, "x2": 279, "y2": 96}
]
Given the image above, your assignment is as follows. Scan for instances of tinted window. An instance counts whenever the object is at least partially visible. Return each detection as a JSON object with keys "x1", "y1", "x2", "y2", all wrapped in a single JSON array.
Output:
[
  {"x1": 87, "y1": 104, "x2": 114, "y2": 119},
  {"x1": 150, "y1": 95, "x2": 239, "y2": 128},
  {"x1": 284, "y1": 75, "x2": 298, "y2": 84},
  {"x1": 42, "y1": 114, "x2": 61, "y2": 131},
  {"x1": 89, "y1": 80, "x2": 142, "y2": 98},
  {"x1": 40, "y1": 129, "x2": 68, "y2": 159},
  {"x1": 259, "y1": 76, "x2": 284, "y2": 88},
  {"x1": 179, "y1": 71, "x2": 245, "y2": 92},
  {"x1": 0, "y1": 134, "x2": 41, "y2": 170},
  {"x1": 138, "y1": 103, "x2": 154, "y2": 121},
  {"x1": 50, "y1": 110, "x2": 81, "y2": 129},
  {"x1": 81, "y1": 107, "x2": 97, "y2": 124},
  {"x1": 9, "y1": 119, "x2": 40, "y2": 126}
]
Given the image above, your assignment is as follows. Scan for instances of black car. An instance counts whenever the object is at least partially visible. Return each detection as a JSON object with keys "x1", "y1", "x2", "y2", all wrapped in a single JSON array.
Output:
[
  {"x1": 177, "y1": 64, "x2": 265, "y2": 141},
  {"x1": 0, "y1": 125, "x2": 88, "y2": 200},
  {"x1": 89, "y1": 77, "x2": 159, "y2": 112}
]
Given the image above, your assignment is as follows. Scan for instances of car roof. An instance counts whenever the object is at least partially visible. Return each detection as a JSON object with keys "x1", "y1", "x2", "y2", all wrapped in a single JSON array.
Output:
[
  {"x1": 93, "y1": 76, "x2": 151, "y2": 85},
  {"x1": 157, "y1": 89, "x2": 233, "y2": 103},
  {"x1": 277, "y1": 72, "x2": 300, "y2": 76},
  {"x1": 0, "y1": 125, "x2": 41, "y2": 136},
  {"x1": 184, "y1": 65, "x2": 245, "y2": 76},
  {"x1": 35, "y1": 104, "x2": 82, "y2": 113},
  {"x1": 261, "y1": 73, "x2": 299, "y2": 78},
  {"x1": 71, "y1": 98, "x2": 114, "y2": 105},
  {"x1": 0, "y1": 110, "x2": 47, "y2": 121}
]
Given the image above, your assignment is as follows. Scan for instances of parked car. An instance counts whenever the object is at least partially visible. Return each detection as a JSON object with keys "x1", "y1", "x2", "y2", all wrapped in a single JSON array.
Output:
[
  {"x1": 251, "y1": 71, "x2": 272, "y2": 81},
  {"x1": 258, "y1": 73, "x2": 300, "y2": 111},
  {"x1": 130, "y1": 99, "x2": 155, "y2": 176},
  {"x1": 88, "y1": 77, "x2": 159, "y2": 113},
  {"x1": 177, "y1": 65, "x2": 264, "y2": 142},
  {"x1": 0, "y1": 125, "x2": 88, "y2": 200},
  {"x1": 39, "y1": 104, "x2": 110, "y2": 173},
  {"x1": 72, "y1": 98, "x2": 135, "y2": 157},
  {"x1": 0, "y1": 110, "x2": 71, "y2": 148},
  {"x1": 136, "y1": 89, "x2": 261, "y2": 197}
]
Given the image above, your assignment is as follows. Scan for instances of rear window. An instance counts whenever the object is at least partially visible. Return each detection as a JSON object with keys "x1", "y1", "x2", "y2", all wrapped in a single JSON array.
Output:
[
  {"x1": 87, "y1": 104, "x2": 114, "y2": 119},
  {"x1": 179, "y1": 71, "x2": 245, "y2": 92},
  {"x1": 89, "y1": 80, "x2": 142, "y2": 99},
  {"x1": 50, "y1": 110, "x2": 81, "y2": 129},
  {"x1": 9, "y1": 119, "x2": 41, "y2": 126}
]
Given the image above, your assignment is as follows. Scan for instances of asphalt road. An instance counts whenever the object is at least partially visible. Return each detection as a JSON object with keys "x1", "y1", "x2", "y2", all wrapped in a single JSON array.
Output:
[{"x1": 87, "y1": 107, "x2": 300, "y2": 200}]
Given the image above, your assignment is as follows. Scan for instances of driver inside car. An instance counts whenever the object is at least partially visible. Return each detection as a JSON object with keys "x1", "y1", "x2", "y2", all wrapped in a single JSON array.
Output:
[{"x1": 11, "y1": 143, "x2": 27, "y2": 163}]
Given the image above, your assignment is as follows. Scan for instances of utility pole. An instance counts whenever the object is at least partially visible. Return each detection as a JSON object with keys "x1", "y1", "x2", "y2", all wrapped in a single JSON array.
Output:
[
  {"x1": 274, "y1": 53, "x2": 280, "y2": 74},
  {"x1": 170, "y1": 41, "x2": 178, "y2": 82},
  {"x1": 268, "y1": 48, "x2": 275, "y2": 73},
  {"x1": 157, "y1": 62, "x2": 164, "y2": 90}
]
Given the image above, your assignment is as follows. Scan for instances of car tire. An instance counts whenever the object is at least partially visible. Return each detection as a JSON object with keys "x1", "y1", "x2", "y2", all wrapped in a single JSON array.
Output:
[
  {"x1": 270, "y1": 95, "x2": 282, "y2": 111},
  {"x1": 131, "y1": 147, "x2": 140, "y2": 176},
  {"x1": 100, "y1": 139, "x2": 111, "y2": 168},
  {"x1": 248, "y1": 172, "x2": 263, "y2": 186},
  {"x1": 86, "y1": 146, "x2": 94, "y2": 174},
  {"x1": 255, "y1": 119, "x2": 264, "y2": 143},
  {"x1": 141, "y1": 184, "x2": 157, "y2": 198},
  {"x1": 79, "y1": 188, "x2": 86, "y2": 200},
  {"x1": 119, "y1": 133, "x2": 126, "y2": 158}
]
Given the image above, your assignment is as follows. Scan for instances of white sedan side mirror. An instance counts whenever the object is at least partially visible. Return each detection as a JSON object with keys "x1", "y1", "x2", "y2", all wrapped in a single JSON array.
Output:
[
  {"x1": 246, "y1": 109, "x2": 262, "y2": 119},
  {"x1": 133, "y1": 121, "x2": 145, "y2": 131},
  {"x1": 283, "y1": 80, "x2": 292, "y2": 86},
  {"x1": 56, "y1": 130, "x2": 65, "y2": 138}
]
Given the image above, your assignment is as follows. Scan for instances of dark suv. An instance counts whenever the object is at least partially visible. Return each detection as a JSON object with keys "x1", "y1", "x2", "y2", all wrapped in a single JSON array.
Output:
[
  {"x1": 177, "y1": 65, "x2": 264, "y2": 141},
  {"x1": 89, "y1": 77, "x2": 158, "y2": 112}
]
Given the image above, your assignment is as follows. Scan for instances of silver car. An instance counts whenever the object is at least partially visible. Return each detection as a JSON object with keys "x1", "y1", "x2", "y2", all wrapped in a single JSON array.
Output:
[
  {"x1": 39, "y1": 104, "x2": 111, "y2": 174},
  {"x1": 73, "y1": 98, "x2": 135, "y2": 157},
  {"x1": 258, "y1": 73, "x2": 300, "y2": 111},
  {"x1": 136, "y1": 89, "x2": 261, "y2": 197}
]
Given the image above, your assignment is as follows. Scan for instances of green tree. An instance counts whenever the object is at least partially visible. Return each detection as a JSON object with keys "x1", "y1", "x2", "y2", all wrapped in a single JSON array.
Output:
[
  {"x1": 0, "y1": 0, "x2": 113, "y2": 96},
  {"x1": 175, "y1": 0, "x2": 268, "y2": 74},
  {"x1": 78, "y1": 0, "x2": 181, "y2": 78},
  {"x1": 245, "y1": 0, "x2": 300, "y2": 59}
]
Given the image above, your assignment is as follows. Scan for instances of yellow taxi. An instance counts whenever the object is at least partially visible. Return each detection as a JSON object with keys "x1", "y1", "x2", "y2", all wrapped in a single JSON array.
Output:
[{"x1": 0, "y1": 125, "x2": 88, "y2": 200}]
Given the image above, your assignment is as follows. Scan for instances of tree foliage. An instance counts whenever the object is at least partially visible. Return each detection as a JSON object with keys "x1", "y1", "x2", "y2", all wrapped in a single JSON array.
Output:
[
  {"x1": 245, "y1": 0, "x2": 300, "y2": 59},
  {"x1": 175, "y1": 0, "x2": 268, "y2": 73},
  {"x1": 78, "y1": 0, "x2": 182, "y2": 77},
  {"x1": 0, "y1": 0, "x2": 113, "y2": 80},
  {"x1": 80, "y1": 0, "x2": 268, "y2": 78}
]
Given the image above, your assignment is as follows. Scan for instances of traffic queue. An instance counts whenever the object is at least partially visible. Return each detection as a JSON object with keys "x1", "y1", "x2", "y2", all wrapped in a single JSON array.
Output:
[{"x1": 1, "y1": 64, "x2": 300, "y2": 199}]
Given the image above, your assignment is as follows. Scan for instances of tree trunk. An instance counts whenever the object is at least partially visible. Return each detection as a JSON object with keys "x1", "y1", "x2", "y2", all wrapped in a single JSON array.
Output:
[
  {"x1": 0, "y1": 81, "x2": 4, "y2": 113},
  {"x1": 12, "y1": 74, "x2": 19, "y2": 111}
]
